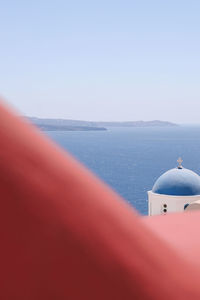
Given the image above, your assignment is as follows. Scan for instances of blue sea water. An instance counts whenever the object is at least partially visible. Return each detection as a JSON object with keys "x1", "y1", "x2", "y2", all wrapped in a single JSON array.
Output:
[{"x1": 46, "y1": 126, "x2": 200, "y2": 215}]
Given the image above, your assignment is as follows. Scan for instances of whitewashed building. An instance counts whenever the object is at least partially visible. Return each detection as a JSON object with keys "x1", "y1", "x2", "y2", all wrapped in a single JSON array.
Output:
[{"x1": 148, "y1": 158, "x2": 200, "y2": 216}]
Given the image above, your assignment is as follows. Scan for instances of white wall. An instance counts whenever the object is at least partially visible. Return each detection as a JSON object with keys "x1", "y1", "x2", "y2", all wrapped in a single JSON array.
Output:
[{"x1": 148, "y1": 191, "x2": 200, "y2": 216}]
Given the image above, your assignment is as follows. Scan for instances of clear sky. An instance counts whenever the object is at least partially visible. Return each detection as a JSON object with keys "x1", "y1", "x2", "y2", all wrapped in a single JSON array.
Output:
[{"x1": 0, "y1": 0, "x2": 200, "y2": 123}]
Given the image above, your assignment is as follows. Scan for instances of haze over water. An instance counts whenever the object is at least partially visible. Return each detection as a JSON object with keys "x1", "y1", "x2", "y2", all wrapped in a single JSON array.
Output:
[
  {"x1": 1, "y1": 1, "x2": 200, "y2": 124},
  {"x1": 47, "y1": 126, "x2": 200, "y2": 215}
]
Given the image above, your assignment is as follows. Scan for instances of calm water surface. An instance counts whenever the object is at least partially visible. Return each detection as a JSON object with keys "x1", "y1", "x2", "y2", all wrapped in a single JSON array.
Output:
[{"x1": 46, "y1": 126, "x2": 200, "y2": 215}]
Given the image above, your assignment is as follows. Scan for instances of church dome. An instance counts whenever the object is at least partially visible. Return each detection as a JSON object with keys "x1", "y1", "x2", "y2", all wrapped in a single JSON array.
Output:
[{"x1": 152, "y1": 166, "x2": 200, "y2": 196}]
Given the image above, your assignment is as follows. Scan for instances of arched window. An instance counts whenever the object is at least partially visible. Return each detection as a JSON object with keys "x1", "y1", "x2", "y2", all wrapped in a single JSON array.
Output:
[{"x1": 184, "y1": 203, "x2": 189, "y2": 210}]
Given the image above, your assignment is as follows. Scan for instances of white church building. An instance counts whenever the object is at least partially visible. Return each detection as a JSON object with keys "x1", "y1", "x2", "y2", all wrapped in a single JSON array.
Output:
[{"x1": 148, "y1": 158, "x2": 200, "y2": 215}]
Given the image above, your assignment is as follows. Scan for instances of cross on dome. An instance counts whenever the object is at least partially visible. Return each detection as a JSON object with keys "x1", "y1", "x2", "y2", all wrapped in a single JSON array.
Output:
[{"x1": 177, "y1": 157, "x2": 183, "y2": 169}]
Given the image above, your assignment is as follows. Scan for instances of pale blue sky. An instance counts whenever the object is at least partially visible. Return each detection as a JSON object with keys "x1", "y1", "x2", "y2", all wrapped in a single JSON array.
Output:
[{"x1": 0, "y1": 0, "x2": 200, "y2": 123}]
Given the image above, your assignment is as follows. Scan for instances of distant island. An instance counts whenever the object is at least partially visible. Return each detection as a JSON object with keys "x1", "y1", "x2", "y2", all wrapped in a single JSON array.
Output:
[
  {"x1": 35, "y1": 124, "x2": 107, "y2": 131},
  {"x1": 92, "y1": 120, "x2": 178, "y2": 127},
  {"x1": 27, "y1": 117, "x2": 178, "y2": 131}
]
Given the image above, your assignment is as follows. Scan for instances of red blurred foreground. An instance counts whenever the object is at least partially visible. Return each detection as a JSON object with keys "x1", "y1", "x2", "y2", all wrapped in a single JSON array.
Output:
[{"x1": 0, "y1": 100, "x2": 200, "y2": 299}]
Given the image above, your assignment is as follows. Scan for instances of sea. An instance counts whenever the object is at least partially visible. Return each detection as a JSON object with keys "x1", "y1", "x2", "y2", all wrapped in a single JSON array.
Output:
[{"x1": 46, "y1": 126, "x2": 200, "y2": 215}]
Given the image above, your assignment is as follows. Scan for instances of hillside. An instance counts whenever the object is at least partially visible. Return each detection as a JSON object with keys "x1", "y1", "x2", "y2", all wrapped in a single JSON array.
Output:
[{"x1": 28, "y1": 117, "x2": 178, "y2": 130}]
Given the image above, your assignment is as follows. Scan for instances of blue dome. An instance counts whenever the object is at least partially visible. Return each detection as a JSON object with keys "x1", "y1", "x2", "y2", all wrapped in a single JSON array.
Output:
[{"x1": 152, "y1": 168, "x2": 200, "y2": 196}]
